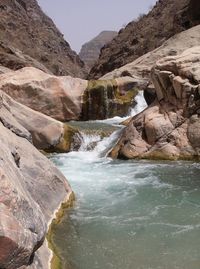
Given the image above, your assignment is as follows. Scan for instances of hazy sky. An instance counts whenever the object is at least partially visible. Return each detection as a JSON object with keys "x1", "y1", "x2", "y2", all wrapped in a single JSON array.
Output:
[{"x1": 38, "y1": 0, "x2": 157, "y2": 53}]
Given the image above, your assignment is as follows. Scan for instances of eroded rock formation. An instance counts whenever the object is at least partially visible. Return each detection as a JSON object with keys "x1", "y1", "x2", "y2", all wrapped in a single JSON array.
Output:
[
  {"x1": 0, "y1": 67, "x2": 88, "y2": 121},
  {"x1": 0, "y1": 91, "x2": 73, "y2": 268},
  {"x1": 82, "y1": 77, "x2": 140, "y2": 120},
  {"x1": 0, "y1": 67, "x2": 139, "y2": 121},
  {"x1": 110, "y1": 47, "x2": 200, "y2": 160},
  {"x1": 0, "y1": 90, "x2": 78, "y2": 152},
  {"x1": 102, "y1": 25, "x2": 200, "y2": 105},
  {"x1": 89, "y1": 0, "x2": 200, "y2": 79}
]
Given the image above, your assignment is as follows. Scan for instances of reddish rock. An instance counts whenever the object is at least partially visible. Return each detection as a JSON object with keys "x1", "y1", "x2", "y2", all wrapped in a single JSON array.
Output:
[{"x1": 0, "y1": 67, "x2": 88, "y2": 121}]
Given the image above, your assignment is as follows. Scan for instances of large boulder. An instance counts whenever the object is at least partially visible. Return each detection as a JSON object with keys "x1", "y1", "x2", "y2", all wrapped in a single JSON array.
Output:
[
  {"x1": 0, "y1": 67, "x2": 140, "y2": 121},
  {"x1": 0, "y1": 67, "x2": 88, "y2": 121},
  {"x1": 110, "y1": 46, "x2": 200, "y2": 160},
  {"x1": 0, "y1": 90, "x2": 78, "y2": 152},
  {"x1": 0, "y1": 98, "x2": 73, "y2": 268}
]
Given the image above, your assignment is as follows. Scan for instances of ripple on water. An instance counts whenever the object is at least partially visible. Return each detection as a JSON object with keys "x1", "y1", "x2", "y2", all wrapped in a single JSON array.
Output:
[{"x1": 49, "y1": 153, "x2": 200, "y2": 269}]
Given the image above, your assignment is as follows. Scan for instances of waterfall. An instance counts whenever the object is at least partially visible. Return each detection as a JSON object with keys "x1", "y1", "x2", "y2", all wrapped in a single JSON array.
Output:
[
  {"x1": 74, "y1": 90, "x2": 147, "y2": 158},
  {"x1": 92, "y1": 128, "x2": 124, "y2": 157},
  {"x1": 103, "y1": 87, "x2": 109, "y2": 119},
  {"x1": 78, "y1": 132, "x2": 101, "y2": 152},
  {"x1": 77, "y1": 128, "x2": 124, "y2": 159},
  {"x1": 129, "y1": 90, "x2": 147, "y2": 117}
]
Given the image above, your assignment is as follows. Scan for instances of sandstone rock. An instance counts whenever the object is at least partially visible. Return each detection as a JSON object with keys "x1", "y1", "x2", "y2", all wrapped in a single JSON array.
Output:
[
  {"x1": 0, "y1": 105, "x2": 73, "y2": 268},
  {"x1": 110, "y1": 46, "x2": 200, "y2": 160},
  {"x1": 0, "y1": 90, "x2": 78, "y2": 152},
  {"x1": 79, "y1": 31, "x2": 117, "y2": 70},
  {"x1": 89, "y1": 0, "x2": 200, "y2": 79},
  {"x1": 0, "y1": 0, "x2": 85, "y2": 78},
  {"x1": 0, "y1": 67, "x2": 140, "y2": 121},
  {"x1": 0, "y1": 67, "x2": 88, "y2": 121}
]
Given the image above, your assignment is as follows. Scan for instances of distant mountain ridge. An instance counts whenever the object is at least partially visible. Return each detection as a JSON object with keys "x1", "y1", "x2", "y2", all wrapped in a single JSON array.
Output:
[
  {"x1": 0, "y1": 0, "x2": 86, "y2": 78},
  {"x1": 79, "y1": 31, "x2": 117, "y2": 70},
  {"x1": 89, "y1": 0, "x2": 200, "y2": 79}
]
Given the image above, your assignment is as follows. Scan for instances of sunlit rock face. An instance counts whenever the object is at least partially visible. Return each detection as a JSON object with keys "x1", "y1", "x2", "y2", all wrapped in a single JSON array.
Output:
[
  {"x1": 89, "y1": 0, "x2": 200, "y2": 79},
  {"x1": 110, "y1": 47, "x2": 200, "y2": 160},
  {"x1": 0, "y1": 91, "x2": 72, "y2": 268},
  {"x1": 101, "y1": 25, "x2": 200, "y2": 105},
  {"x1": 0, "y1": 67, "x2": 88, "y2": 121},
  {"x1": 0, "y1": 90, "x2": 79, "y2": 152},
  {"x1": 0, "y1": 67, "x2": 140, "y2": 121}
]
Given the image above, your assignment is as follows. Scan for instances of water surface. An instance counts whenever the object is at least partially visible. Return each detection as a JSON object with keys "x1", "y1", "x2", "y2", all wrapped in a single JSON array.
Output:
[
  {"x1": 50, "y1": 154, "x2": 200, "y2": 269},
  {"x1": 49, "y1": 92, "x2": 200, "y2": 269}
]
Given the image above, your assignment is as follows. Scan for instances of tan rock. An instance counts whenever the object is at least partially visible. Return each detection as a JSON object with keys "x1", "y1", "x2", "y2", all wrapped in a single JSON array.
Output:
[
  {"x1": 0, "y1": 90, "x2": 78, "y2": 152},
  {"x1": 0, "y1": 112, "x2": 73, "y2": 268},
  {"x1": 0, "y1": 67, "x2": 88, "y2": 121},
  {"x1": 0, "y1": 67, "x2": 140, "y2": 121},
  {"x1": 110, "y1": 46, "x2": 200, "y2": 160}
]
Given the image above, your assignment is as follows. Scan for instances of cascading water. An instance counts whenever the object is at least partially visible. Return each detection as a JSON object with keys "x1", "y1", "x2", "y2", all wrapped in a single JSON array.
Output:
[
  {"x1": 129, "y1": 90, "x2": 147, "y2": 117},
  {"x1": 94, "y1": 90, "x2": 148, "y2": 126},
  {"x1": 49, "y1": 92, "x2": 200, "y2": 269}
]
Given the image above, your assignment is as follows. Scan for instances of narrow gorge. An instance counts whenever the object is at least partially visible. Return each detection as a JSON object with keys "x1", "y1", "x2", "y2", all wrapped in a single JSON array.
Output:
[{"x1": 0, "y1": 0, "x2": 200, "y2": 269}]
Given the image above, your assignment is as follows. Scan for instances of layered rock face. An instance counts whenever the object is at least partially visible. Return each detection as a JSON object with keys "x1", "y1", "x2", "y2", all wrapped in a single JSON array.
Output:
[
  {"x1": 0, "y1": 92, "x2": 73, "y2": 268},
  {"x1": 79, "y1": 31, "x2": 117, "y2": 70},
  {"x1": 0, "y1": 67, "x2": 139, "y2": 121},
  {"x1": 89, "y1": 0, "x2": 200, "y2": 79},
  {"x1": 0, "y1": 0, "x2": 85, "y2": 77},
  {"x1": 110, "y1": 47, "x2": 200, "y2": 160}
]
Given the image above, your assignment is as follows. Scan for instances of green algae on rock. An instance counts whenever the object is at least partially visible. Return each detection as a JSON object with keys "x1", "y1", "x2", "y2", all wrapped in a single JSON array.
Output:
[
  {"x1": 81, "y1": 78, "x2": 138, "y2": 120},
  {"x1": 47, "y1": 192, "x2": 75, "y2": 269}
]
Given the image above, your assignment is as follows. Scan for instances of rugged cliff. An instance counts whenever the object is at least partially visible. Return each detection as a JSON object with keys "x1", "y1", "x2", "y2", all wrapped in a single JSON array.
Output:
[
  {"x1": 89, "y1": 0, "x2": 200, "y2": 79},
  {"x1": 79, "y1": 31, "x2": 117, "y2": 70},
  {"x1": 0, "y1": 0, "x2": 86, "y2": 77}
]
